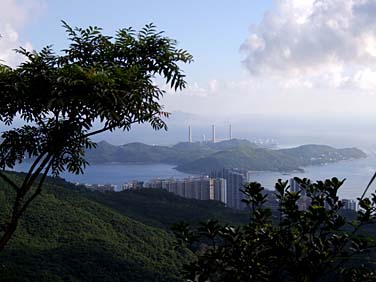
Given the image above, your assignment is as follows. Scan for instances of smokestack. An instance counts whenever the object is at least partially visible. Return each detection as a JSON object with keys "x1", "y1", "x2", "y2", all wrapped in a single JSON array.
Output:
[
  {"x1": 212, "y1": 125, "x2": 216, "y2": 143},
  {"x1": 229, "y1": 124, "x2": 232, "y2": 140},
  {"x1": 188, "y1": 125, "x2": 192, "y2": 143}
]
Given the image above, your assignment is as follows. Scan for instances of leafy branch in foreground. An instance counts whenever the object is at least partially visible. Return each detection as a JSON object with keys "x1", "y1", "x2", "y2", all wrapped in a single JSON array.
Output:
[
  {"x1": 0, "y1": 21, "x2": 192, "y2": 251},
  {"x1": 173, "y1": 178, "x2": 376, "y2": 282}
]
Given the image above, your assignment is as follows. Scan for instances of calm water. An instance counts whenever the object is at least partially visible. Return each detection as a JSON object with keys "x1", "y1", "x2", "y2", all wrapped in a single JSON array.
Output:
[
  {"x1": 13, "y1": 163, "x2": 192, "y2": 190},
  {"x1": 13, "y1": 156, "x2": 376, "y2": 199},
  {"x1": 248, "y1": 155, "x2": 376, "y2": 200}
]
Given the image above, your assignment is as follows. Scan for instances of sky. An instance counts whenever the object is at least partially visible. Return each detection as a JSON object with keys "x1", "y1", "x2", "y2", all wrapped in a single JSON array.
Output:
[{"x1": 2, "y1": 0, "x2": 376, "y2": 120}]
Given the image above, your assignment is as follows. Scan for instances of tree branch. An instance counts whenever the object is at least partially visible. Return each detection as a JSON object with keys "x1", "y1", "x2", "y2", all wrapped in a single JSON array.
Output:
[
  {"x1": 20, "y1": 154, "x2": 52, "y2": 195},
  {"x1": 83, "y1": 124, "x2": 116, "y2": 138},
  {"x1": 16, "y1": 156, "x2": 54, "y2": 219},
  {"x1": 0, "y1": 155, "x2": 54, "y2": 252},
  {"x1": 21, "y1": 152, "x2": 47, "y2": 190}
]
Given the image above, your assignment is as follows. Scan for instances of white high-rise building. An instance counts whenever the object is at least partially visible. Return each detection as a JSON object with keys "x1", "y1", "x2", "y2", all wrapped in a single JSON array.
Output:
[{"x1": 212, "y1": 125, "x2": 216, "y2": 143}]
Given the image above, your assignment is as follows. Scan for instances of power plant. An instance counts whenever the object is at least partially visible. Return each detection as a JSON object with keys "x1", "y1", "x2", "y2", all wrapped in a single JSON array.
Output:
[
  {"x1": 188, "y1": 125, "x2": 192, "y2": 143},
  {"x1": 212, "y1": 125, "x2": 216, "y2": 143},
  {"x1": 187, "y1": 125, "x2": 233, "y2": 143}
]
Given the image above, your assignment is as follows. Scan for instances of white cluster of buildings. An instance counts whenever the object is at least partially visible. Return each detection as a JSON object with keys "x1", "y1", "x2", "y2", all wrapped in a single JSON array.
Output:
[
  {"x1": 81, "y1": 174, "x2": 357, "y2": 212},
  {"x1": 124, "y1": 176, "x2": 227, "y2": 204},
  {"x1": 83, "y1": 183, "x2": 117, "y2": 192},
  {"x1": 289, "y1": 178, "x2": 357, "y2": 211}
]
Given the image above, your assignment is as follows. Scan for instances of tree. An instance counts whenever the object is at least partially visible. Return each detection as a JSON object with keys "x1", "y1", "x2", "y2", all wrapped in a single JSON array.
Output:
[
  {"x1": 173, "y1": 178, "x2": 376, "y2": 281},
  {"x1": 0, "y1": 21, "x2": 192, "y2": 251}
]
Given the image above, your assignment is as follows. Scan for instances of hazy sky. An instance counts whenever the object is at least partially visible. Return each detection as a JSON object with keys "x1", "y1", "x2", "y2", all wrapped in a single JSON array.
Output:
[{"x1": 2, "y1": 0, "x2": 376, "y2": 118}]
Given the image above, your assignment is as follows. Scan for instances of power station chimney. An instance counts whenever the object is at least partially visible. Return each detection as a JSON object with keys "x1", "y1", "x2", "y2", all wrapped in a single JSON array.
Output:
[
  {"x1": 229, "y1": 124, "x2": 232, "y2": 140},
  {"x1": 188, "y1": 125, "x2": 192, "y2": 143},
  {"x1": 212, "y1": 125, "x2": 216, "y2": 143}
]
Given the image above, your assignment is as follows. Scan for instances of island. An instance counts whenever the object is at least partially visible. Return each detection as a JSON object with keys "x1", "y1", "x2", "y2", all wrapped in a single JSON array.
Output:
[{"x1": 85, "y1": 139, "x2": 367, "y2": 174}]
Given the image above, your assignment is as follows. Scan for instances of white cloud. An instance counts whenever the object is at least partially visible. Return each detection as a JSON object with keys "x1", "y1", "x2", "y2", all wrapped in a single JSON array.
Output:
[
  {"x1": 164, "y1": 79, "x2": 222, "y2": 97},
  {"x1": 351, "y1": 68, "x2": 376, "y2": 91},
  {"x1": 162, "y1": 0, "x2": 376, "y2": 118},
  {"x1": 241, "y1": 0, "x2": 376, "y2": 90},
  {"x1": 0, "y1": 0, "x2": 46, "y2": 67}
]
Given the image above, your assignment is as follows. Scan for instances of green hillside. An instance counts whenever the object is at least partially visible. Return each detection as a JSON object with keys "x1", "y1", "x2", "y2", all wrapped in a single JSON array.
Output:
[
  {"x1": 85, "y1": 140, "x2": 366, "y2": 174},
  {"x1": 85, "y1": 139, "x2": 256, "y2": 165},
  {"x1": 84, "y1": 187, "x2": 248, "y2": 229},
  {"x1": 176, "y1": 146, "x2": 302, "y2": 174},
  {"x1": 175, "y1": 144, "x2": 366, "y2": 174},
  {"x1": 0, "y1": 173, "x2": 248, "y2": 282},
  {"x1": 279, "y1": 144, "x2": 367, "y2": 166},
  {"x1": 0, "y1": 174, "x2": 192, "y2": 282}
]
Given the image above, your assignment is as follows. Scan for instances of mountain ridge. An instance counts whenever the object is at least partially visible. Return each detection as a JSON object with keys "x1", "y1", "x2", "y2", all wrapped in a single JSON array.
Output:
[{"x1": 85, "y1": 140, "x2": 366, "y2": 174}]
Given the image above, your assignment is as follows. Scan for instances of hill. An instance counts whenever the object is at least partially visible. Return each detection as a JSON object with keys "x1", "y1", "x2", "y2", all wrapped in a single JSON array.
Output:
[
  {"x1": 85, "y1": 140, "x2": 366, "y2": 174},
  {"x1": 0, "y1": 174, "x2": 189, "y2": 282},
  {"x1": 85, "y1": 139, "x2": 257, "y2": 165},
  {"x1": 176, "y1": 145, "x2": 302, "y2": 174},
  {"x1": 176, "y1": 144, "x2": 366, "y2": 174},
  {"x1": 84, "y1": 187, "x2": 248, "y2": 229},
  {"x1": 278, "y1": 144, "x2": 367, "y2": 166},
  {"x1": 0, "y1": 173, "x2": 247, "y2": 282}
]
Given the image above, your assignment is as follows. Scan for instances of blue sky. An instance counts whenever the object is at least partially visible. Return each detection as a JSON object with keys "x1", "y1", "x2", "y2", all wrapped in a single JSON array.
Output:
[
  {"x1": 2, "y1": 0, "x2": 376, "y2": 118},
  {"x1": 19, "y1": 0, "x2": 272, "y2": 84}
]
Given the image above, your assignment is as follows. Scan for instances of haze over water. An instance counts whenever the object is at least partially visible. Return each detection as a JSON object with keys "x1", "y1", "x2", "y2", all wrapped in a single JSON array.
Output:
[{"x1": 14, "y1": 154, "x2": 376, "y2": 200}]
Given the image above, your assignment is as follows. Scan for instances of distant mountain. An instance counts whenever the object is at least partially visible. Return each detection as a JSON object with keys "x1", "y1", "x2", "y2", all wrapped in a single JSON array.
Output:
[
  {"x1": 86, "y1": 139, "x2": 257, "y2": 165},
  {"x1": 176, "y1": 145, "x2": 301, "y2": 173},
  {"x1": 177, "y1": 144, "x2": 366, "y2": 174},
  {"x1": 85, "y1": 140, "x2": 367, "y2": 174},
  {"x1": 278, "y1": 145, "x2": 367, "y2": 166}
]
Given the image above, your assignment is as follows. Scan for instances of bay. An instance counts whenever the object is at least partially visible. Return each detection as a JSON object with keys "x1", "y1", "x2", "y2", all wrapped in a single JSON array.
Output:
[
  {"x1": 248, "y1": 155, "x2": 376, "y2": 200},
  {"x1": 13, "y1": 163, "x2": 192, "y2": 191},
  {"x1": 13, "y1": 156, "x2": 376, "y2": 199}
]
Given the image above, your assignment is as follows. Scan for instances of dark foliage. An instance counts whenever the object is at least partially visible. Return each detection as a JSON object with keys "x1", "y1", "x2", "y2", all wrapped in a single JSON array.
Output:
[
  {"x1": 0, "y1": 173, "x2": 193, "y2": 282},
  {"x1": 0, "y1": 21, "x2": 192, "y2": 250},
  {"x1": 84, "y1": 187, "x2": 248, "y2": 229},
  {"x1": 173, "y1": 178, "x2": 376, "y2": 281}
]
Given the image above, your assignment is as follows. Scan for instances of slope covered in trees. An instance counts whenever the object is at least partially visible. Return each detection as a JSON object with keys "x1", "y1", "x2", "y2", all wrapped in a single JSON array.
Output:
[
  {"x1": 177, "y1": 144, "x2": 366, "y2": 174},
  {"x1": 0, "y1": 174, "x2": 190, "y2": 282},
  {"x1": 85, "y1": 187, "x2": 248, "y2": 229},
  {"x1": 0, "y1": 173, "x2": 247, "y2": 281}
]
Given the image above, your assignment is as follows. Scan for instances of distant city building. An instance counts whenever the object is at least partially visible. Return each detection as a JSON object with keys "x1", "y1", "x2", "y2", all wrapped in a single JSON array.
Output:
[
  {"x1": 289, "y1": 178, "x2": 310, "y2": 210},
  {"x1": 85, "y1": 183, "x2": 116, "y2": 192},
  {"x1": 143, "y1": 176, "x2": 227, "y2": 204},
  {"x1": 289, "y1": 178, "x2": 303, "y2": 193},
  {"x1": 211, "y1": 168, "x2": 246, "y2": 209},
  {"x1": 263, "y1": 189, "x2": 279, "y2": 211},
  {"x1": 188, "y1": 125, "x2": 192, "y2": 143},
  {"x1": 212, "y1": 125, "x2": 216, "y2": 143},
  {"x1": 252, "y1": 138, "x2": 278, "y2": 149},
  {"x1": 122, "y1": 180, "x2": 144, "y2": 190},
  {"x1": 342, "y1": 199, "x2": 357, "y2": 211},
  {"x1": 289, "y1": 178, "x2": 355, "y2": 211},
  {"x1": 212, "y1": 178, "x2": 227, "y2": 204}
]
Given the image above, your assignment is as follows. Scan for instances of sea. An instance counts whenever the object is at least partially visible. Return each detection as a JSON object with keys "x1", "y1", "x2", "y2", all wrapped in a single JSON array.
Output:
[{"x1": 13, "y1": 154, "x2": 376, "y2": 200}]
